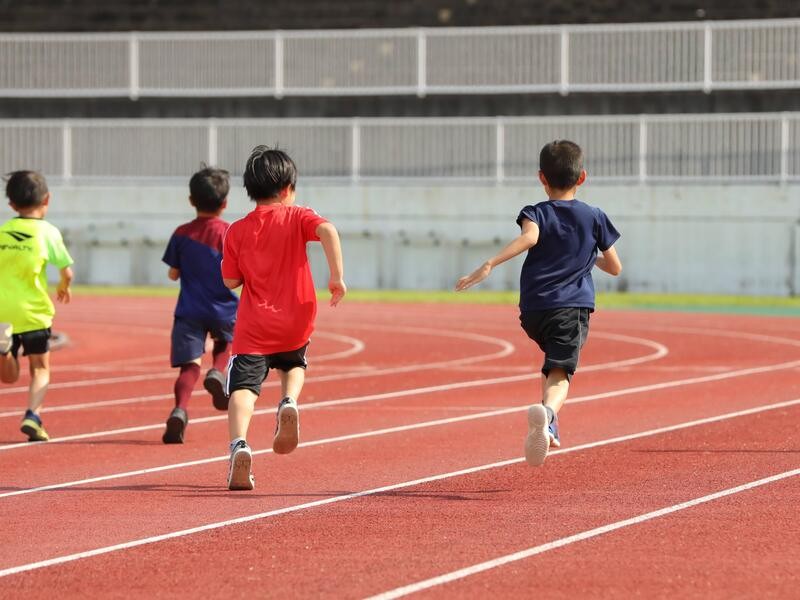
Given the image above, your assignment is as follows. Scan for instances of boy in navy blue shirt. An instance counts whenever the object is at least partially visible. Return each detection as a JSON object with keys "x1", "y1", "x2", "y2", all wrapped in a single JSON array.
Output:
[
  {"x1": 456, "y1": 140, "x2": 622, "y2": 466},
  {"x1": 161, "y1": 166, "x2": 239, "y2": 444}
]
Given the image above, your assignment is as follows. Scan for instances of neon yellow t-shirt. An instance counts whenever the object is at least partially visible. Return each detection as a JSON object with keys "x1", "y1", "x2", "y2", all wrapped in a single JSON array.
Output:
[{"x1": 0, "y1": 216, "x2": 73, "y2": 333}]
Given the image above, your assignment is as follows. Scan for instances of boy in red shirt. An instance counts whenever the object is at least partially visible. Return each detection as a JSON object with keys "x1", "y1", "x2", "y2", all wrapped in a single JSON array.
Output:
[{"x1": 222, "y1": 146, "x2": 346, "y2": 491}]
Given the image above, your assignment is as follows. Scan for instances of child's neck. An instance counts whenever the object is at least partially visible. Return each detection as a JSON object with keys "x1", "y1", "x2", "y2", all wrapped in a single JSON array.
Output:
[
  {"x1": 255, "y1": 198, "x2": 285, "y2": 206},
  {"x1": 15, "y1": 207, "x2": 46, "y2": 218},
  {"x1": 196, "y1": 210, "x2": 220, "y2": 218},
  {"x1": 548, "y1": 188, "x2": 577, "y2": 201}
]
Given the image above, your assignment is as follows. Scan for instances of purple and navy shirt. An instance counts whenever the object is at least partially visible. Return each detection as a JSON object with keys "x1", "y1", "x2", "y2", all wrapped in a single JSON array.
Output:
[
  {"x1": 162, "y1": 216, "x2": 239, "y2": 323},
  {"x1": 516, "y1": 199, "x2": 620, "y2": 312}
]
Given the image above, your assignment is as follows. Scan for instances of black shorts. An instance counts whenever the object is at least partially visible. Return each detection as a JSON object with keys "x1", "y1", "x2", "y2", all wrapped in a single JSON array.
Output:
[
  {"x1": 519, "y1": 308, "x2": 590, "y2": 380},
  {"x1": 10, "y1": 328, "x2": 52, "y2": 358},
  {"x1": 170, "y1": 317, "x2": 235, "y2": 367},
  {"x1": 226, "y1": 344, "x2": 309, "y2": 397}
]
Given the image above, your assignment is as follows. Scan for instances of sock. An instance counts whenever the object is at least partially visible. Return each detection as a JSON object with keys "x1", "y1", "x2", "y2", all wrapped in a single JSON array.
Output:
[
  {"x1": 230, "y1": 437, "x2": 246, "y2": 453},
  {"x1": 24, "y1": 410, "x2": 41, "y2": 425},
  {"x1": 544, "y1": 405, "x2": 555, "y2": 424},
  {"x1": 212, "y1": 341, "x2": 230, "y2": 372},
  {"x1": 174, "y1": 363, "x2": 201, "y2": 410}
]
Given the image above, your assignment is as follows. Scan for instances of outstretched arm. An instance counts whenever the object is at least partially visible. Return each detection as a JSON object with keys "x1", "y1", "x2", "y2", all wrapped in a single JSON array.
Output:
[
  {"x1": 595, "y1": 245, "x2": 622, "y2": 276},
  {"x1": 455, "y1": 219, "x2": 539, "y2": 291},
  {"x1": 316, "y1": 222, "x2": 346, "y2": 306}
]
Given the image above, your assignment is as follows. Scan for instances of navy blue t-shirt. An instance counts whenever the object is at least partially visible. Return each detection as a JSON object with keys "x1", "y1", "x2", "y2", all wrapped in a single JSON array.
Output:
[
  {"x1": 162, "y1": 216, "x2": 239, "y2": 323},
  {"x1": 516, "y1": 199, "x2": 620, "y2": 312}
]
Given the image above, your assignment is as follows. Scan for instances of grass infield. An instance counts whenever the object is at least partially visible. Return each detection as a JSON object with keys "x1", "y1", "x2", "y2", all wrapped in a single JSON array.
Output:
[{"x1": 67, "y1": 285, "x2": 799, "y2": 316}]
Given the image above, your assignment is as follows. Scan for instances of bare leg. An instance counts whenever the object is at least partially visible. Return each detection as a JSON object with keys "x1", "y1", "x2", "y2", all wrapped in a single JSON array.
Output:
[
  {"x1": 279, "y1": 367, "x2": 305, "y2": 400},
  {"x1": 27, "y1": 353, "x2": 50, "y2": 414},
  {"x1": 541, "y1": 368, "x2": 570, "y2": 415},
  {"x1": 228, "y1": 388, "x2": 258, "y2": 440},
  {"x1": 0, "y1": 352, "x2": 20, "y2": 384}
]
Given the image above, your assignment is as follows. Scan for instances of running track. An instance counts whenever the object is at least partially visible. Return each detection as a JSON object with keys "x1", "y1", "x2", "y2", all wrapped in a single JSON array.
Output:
[{"x1": 1, "y1": 297, "x2": 798, "y2": 598}]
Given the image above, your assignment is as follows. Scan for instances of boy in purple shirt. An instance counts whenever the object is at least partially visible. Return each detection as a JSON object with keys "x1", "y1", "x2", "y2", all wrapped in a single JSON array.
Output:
[
  {"x1": 456, "y1": 140, "x2": 622, "y2": 466},
  {"x1": 161, "y1": 166, "x2": 239, "y2": 443}
]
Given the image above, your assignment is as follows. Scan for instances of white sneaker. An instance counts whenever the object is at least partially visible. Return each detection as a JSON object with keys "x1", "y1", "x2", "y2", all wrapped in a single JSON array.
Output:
[
  {"x1": 524, "y1": 404, "x2": 550, "y2": 467},
  {"x1": 273, "y1": 397, "x2": 299, "y2": 455},
  {"x1": 0, "y1": 323, "x2": 12, "y2": 355},
  {"x1": 227, "y1": 440, "x2": 255, "y2": 490}
]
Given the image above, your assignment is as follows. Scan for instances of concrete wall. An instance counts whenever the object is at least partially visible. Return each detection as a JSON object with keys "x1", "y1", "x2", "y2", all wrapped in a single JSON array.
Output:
[{"x1": 18, "y1": 182, "x2": 800, "y2": 296}]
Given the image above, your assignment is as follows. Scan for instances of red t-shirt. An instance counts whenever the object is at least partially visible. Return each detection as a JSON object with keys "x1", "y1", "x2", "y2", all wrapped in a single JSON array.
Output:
[{"x1": 222, "y1": 203, "x2": 327, "y2": 354}]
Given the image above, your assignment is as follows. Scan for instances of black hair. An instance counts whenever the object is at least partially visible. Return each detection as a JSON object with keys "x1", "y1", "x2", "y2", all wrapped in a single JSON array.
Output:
[
  {"x1": 189, "y1": 165, "x2": 230, "y2": 212},
  {"x1": 243, "y1": 145, "x2": 297, "y2": 200},
  {"x1": 539, "y1": 140, "x2": 584, "y2": 190},
  {"x1": 4, "y1": 170, "x2": 48, "y2": 209}
]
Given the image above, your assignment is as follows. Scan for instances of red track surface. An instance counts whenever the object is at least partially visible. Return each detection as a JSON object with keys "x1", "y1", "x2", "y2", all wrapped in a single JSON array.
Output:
[{"x1": 1, "y1": 297, "x2": 799, "y2": 598}]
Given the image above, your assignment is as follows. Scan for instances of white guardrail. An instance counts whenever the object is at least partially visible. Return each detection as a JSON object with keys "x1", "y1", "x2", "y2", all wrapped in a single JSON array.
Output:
[
  {"x1": 0, "y1": 19, "x2": 799, "y2": 98},
  {"x1": 1, "y1": 113, "x2": 799, "y2": 183}
]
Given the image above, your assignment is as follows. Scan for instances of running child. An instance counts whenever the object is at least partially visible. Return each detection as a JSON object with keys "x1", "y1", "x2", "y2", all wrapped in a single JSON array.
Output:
[
  {"x1": 0, "y1": 170, "x2": 73, "y2": 442},
  {"x1": 455, "y1": 140, "x2": 622, "y2": 466},
  {"x1": 222, "y1": 146, "x2": 346, "y2": 490},
  {"x1": 161, "y1": 166, "x2": 239, "y2": 443}
]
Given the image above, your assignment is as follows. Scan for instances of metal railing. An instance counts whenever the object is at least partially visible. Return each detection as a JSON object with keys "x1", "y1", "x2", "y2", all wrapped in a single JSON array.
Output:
[
  {"x1": 0, "y1": 19, "x2": 799, "y2": 98},
  {"x1": 2, "y1": 113, "x2": 799, "y2": 183}
]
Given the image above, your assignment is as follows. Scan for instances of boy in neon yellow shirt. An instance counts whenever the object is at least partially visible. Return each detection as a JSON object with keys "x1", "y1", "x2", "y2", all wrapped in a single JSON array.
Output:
[{"x1": 0, "y1": 171, "x2": 73, "y2": 441}]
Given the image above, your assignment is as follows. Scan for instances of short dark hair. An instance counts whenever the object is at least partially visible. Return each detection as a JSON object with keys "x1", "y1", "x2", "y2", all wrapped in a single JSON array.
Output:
[
  {"x1": 5, "y1": 170, "x2": 49, "y2": 209},
  {"x1": 189, "y1": 165, "x2": 230, "y2": 212},
  {"x1": 243, "y1": 146, "x2": 297, "y2": 200},
  {"x1": 539, "y1": 140, "x2": 584, "y2": 190}
]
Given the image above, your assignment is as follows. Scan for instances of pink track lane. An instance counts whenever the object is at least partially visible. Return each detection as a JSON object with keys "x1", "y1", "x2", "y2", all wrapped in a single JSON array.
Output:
[{"x1": 0, "y1": 297, "x2": 798, "y2": 598}]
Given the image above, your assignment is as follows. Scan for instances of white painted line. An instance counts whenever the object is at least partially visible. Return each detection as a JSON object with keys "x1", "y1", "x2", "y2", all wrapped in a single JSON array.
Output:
[
  {"x1": 1, "y1": 397, "x2": 798, "y2": 578},
  {"x1": 367, "y1": 465, "x2": 800, "y2": 599}
]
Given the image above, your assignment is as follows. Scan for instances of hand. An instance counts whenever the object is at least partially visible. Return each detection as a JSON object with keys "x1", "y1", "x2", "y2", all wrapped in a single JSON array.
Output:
[
  {"x1": 329, "y1": 278, "x2": 347, "y2": 307},
  {"x1": 455, "y1": 262, "x2": 492, "y2": 291},
  {"x1": 56, "y1": 284, "x2": 71, "y2": 304}
]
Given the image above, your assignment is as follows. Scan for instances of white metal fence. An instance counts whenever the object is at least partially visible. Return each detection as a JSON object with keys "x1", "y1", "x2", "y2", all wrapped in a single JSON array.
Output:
[
  {"x1": 2, "y1": 113, "x2": 800, "y2": 183},
  {"x1": 0, "y1": 19, "x2": 799, "y2": 98}
]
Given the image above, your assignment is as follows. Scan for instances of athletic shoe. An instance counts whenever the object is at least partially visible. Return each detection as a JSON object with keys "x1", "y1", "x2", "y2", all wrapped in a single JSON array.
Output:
[
  {"x1": 228, "y1": 440, "x2": 255, "y2": 491},
  {"x1": 20, "y1": 415, "x2": 49, "y2": 442},
  {"x1": 548, "y1": 414, "x2": 561, "y2": 448},
  {"x1": 524, "y1": 404, "x2": 550, "y2": 466},
  {"x1": 162, "y1": 407, "x2": 188, "y2": 444},
  {"x1": 203, "y1": 368, "x2": 229, "y2": 411},
  {"x1": 272, "y1": 397, "x2": 299, "y2": 455},
  {"x1": 0, "y1": 323, "x2": 12, "y2": 355}
]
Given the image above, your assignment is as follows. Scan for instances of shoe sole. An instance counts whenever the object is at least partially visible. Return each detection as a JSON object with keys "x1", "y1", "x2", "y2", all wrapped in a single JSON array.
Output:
[
  {"x1": 273, "y1": 404, "x2": 299, "y2": 455},
  {"x1": 204, "y1": 374, "x2": 229, "y2": 411},
  {"x1": 524, "y1": 405, "x2": 550, "y2": 467},
  {"x1": 162, "y1": 415, "x2": 186, "y2": 444},
  {"x1": 21, "y1": 422, "x2": 49, "y2": 442},
  {"x1": 228, "y1": 449, "x2": 255, "y2": 490}
]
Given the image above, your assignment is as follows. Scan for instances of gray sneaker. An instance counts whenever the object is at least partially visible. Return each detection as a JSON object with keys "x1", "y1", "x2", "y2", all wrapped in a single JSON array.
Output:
[
  {"x1": 228, "y1": 440, "x2": 255, "y2": 491},
  {"x1": 203, "y1": 368, "x2": 229, "y2": 411},
  {"x1": 162, "y1": 407, "x2": 188, "y2": 444},
  {"x1": 524, "y1": 404, "x2": 551, "y2": 467},
  {"x1": 272, "y1": 397, "x2": 299, "y2": 455}
]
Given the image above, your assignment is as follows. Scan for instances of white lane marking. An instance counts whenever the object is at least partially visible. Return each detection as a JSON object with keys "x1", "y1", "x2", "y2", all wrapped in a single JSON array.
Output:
[
  {"x1": 0, "y1": 330, "x2": 367, "y2": 396},
  {"x1": 1, "y1": 397, "x2": 798, "y2": 577},
  {"x1": 0, "y1": 334, "x2": 662, "y2": 451},
  {"x1": 367, "y1": 466, "x2": 800, "y2": 600}
]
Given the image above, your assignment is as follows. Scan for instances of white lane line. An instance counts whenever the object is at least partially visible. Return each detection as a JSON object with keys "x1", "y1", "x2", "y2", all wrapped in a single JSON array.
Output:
[
  {"x1": 367, "y1": 466, "x2": 800, "y2": 600},
  {"x1": 0, "y1": 335, "x2": 663, "y2": 452},
  {"x1": 1, "y1": 397, "x2": 798, "y2": 578}
]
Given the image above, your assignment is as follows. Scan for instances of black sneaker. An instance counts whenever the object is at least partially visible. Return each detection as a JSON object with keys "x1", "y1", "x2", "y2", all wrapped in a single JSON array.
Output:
[
  {"x1": 227, "y1": 440, "x2": 255, "y2": 490},
  {"x1": 203, "y1": 368, "x2": 229, "y2": 411},
  {"x1": 162, "y1": 407, "x2": 188, "y2": 444},
  {"x1": 272, "y1": 397, "x2": 299, "y2": 455}
]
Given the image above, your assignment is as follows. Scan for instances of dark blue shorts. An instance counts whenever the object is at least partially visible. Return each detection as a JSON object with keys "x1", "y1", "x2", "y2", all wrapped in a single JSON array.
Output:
[
  {"x1": 170, "y1": 317, "x2": 235, "y2": 367},
  {"x1": 10, "y1": 328, "x2": 52, "y2": 358},
  {"x1": 519, "y1": 308, "x2": 590, "y2": 380}
]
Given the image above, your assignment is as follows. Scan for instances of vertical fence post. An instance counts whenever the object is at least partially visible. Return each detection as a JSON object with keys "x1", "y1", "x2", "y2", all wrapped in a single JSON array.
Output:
[
  {"x1": 638, "y1": 115, "x2": 648, "y2": 184},
  {"x1": 62, "y1": 120, "x2": 72, "y2": 184},
  {"x1": 703, "y1": 23, "x2": 712, "y2": 94},
  {"x1": 128, "y1": 33, "x2": 140, "y2": 100},
  {"x1": 351, "y1": 119, "x2": 360, "y2": 183},
  {"x1": 208, "y1": 119, "x2": 218, "y2": 166},
  {"x1": 275, "y1": 32, "x2": 284, "y2": 99},
  {"x1": 560, "y1": 27, "x2": 570, "y2": 96},
  {"x1": 417, "y1": 29, "x2": 427, "y2": 98},
  {"x1": 495, "y1": 118, "x2": 505, "y2": 184},
  {"x1": 780, "y1": 113, "x2": 789, "y2": 184}
]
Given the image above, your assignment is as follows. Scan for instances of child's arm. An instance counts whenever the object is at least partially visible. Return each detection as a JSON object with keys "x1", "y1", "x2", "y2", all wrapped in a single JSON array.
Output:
[
  {"x1": 167, "y1": 267, "x2": 180, "y2": 281},
  {"x1": 595, "y1": 245, "x2": 622, "y2": 276},
  {"x1": 316, "y1": 222, "x2": 346, "y2": 306},
  {"x1": 455, "y1": 219, "x2": 539, "y2": 291},
  {"x1": 56, "y1": 266, "x2": 73, "y2": 304}
]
